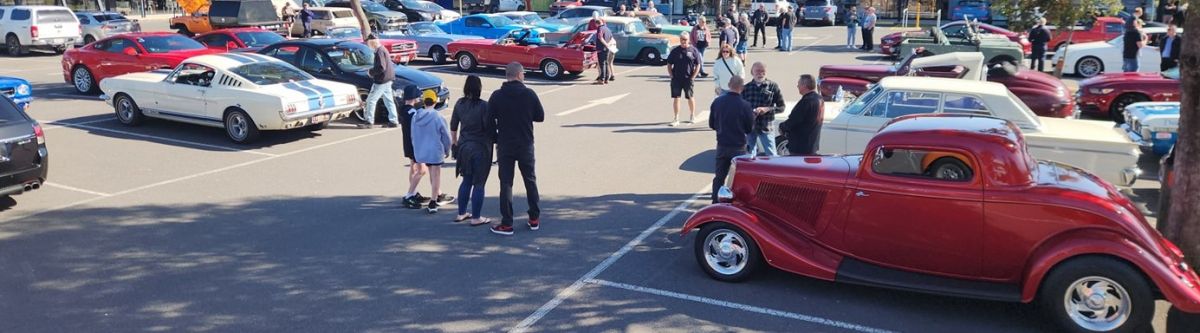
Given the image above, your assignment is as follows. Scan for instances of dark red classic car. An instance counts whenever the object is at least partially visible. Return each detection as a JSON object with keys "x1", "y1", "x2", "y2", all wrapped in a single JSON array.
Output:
[
  {"x1": 62, "y1": 32, "x2": 222, "y2": 94},
  {"x1": 819, "y1": 52, "x2": 1075, "y2": 118},
  {"x1": 448, "y1": 29, "x2": 596, "y2": 80},
  {"x1": 684, "y1": 114, "x2": 1200, "y2": 333},
  {"x1": 1076, "y1": 69, "x2": 1181, "y2": 122},
  {"x1": 880, "y1": 21, "x2": 1031, "y2": 57}
]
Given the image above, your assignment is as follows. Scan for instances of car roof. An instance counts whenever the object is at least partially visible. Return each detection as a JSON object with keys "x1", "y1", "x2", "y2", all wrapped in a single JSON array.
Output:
[
  {"x1": 0, "y1": 5, "x2": 73, "y2": 9},
  {"x1": 877, "y1": 76, "x2": 1009, "y2": 96},
  {"x1": 500, "y1": 11, "x2": 537, "y2": 16},
  {"x1": 275, "y1": 38, "x2": 359, "y2": 46},
  {"x1": 76, "y1": 11, "x2": 124, "y2": 15},
  {"x1": 185, "y1": 53, "x2": 286, "y2": 70}
]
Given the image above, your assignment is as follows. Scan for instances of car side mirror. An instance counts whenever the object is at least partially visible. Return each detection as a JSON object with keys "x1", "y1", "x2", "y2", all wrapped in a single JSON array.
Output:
[
  {"x1": 122, "y1": 47, "x2": 138, "y2": 56},
  {"x1": 225, "y1": 41, "x2": 238, "y2": 49}
]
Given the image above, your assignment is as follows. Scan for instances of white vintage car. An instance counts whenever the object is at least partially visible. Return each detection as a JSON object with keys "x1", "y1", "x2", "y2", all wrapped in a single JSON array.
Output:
[
  {"x1": 1051, "y1": 26, "x2": 1182, "y2": 78},
  {"x1": 807, "y1": 76, "x2": 1141, "y2": 186},
  {"x1": 100, "y1": 53, "x2": 360, "y2": 143}
]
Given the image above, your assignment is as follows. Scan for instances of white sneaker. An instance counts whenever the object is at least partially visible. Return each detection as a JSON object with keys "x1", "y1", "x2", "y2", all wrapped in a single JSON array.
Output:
[{"x1": 669, "y1": 121, "x2": 679, "y2": 127}]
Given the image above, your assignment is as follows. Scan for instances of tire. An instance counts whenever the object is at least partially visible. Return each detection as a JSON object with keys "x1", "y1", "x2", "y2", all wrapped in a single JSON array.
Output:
[
  {"x1": 6, "y1": 34, "x2": 24, "y2": 57},
  {"x1": 456, "y1": 52, "x2": 477, "y2": 72},
  {"x1": 541, "y1": 59, "x2": 564, "y2": 80},
  {"x1": 1053, "y1": 42, "x2": 1068, "y2": 52},
  {"x1": 925, "y1": 157, "x2": 973, "y2": 181},
  {"x1": 517, "y1": 5, "x2": 525, "y2": 11},
  {"x1": 224, "y1": 109, "x2": 261, "y2": 144},
  {"x1": 694, "y1": 222, "x2": 762, "y2": 282},
  {"x1": 72, "y1": 66, "x2": 98, "y2": 94},
  {"x1": 113, "y1": 94, "x2": 145, "y2": 126},
  {"x1": 83, "y1": 35, "x2": 96, "y2": 45},
  {"x1": 638, "y1": 47, "x2": 662, "y2": 65},
  {"x1": 1109, "y1": 94, "x2": 1149, "y2": 123},
  {"x1": 775, "y1": 135, "x2": 789, "y2": 156},
  {"x1": 370, "y1": 20, "x2": 382, "y2": 32},
  {"x1": 429, "y1": 45, "x2": 447, "y2": 64},
  {"x1": 1038, "y1": 256, "x2": 1154, "y2": 333},
  {"x1": 353, "y1": 96, "x2": 390, "y2": 124},
  {"x1": 1076, "y1": 56, "x2": 1104, "y2": 78}
]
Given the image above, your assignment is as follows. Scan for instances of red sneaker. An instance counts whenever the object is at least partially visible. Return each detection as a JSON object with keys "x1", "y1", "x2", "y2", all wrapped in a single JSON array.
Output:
[
  {"x1": 527, "y1": 218, "x2": 540, "y2": 231},
  {"x1": 491, "y1": 224, "x2": 514, "y2": 236}
]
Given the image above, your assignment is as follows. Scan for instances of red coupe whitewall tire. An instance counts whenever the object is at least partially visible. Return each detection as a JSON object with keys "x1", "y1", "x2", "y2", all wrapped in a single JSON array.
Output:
[{"x1": 695, "y1": 222, "x2": 762, "y2": 282}]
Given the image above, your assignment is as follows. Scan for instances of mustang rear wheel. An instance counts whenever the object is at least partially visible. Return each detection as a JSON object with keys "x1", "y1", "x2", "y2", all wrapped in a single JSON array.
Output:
[
  {"x1": 1039, "y1": 257, "x2": 1153, "y2": 333},
  {"x1": 73, "y1": 66, "x2": 97, "y2": 94},
  {"x1": 113, "y1": 94, "x2": 145, "y2": 126},
  {"x1": 541, "y1": 59, "x2": 564, "y2": 80},
  {"x1": 456, "y1": 52, "x2": 477, "y2": 72},
  {"x1": 224, "y1": 109, "x2": 261, "y2": 144},
  {"x1": 695, "y1": 222, "x2": 762, "y2": 282}
]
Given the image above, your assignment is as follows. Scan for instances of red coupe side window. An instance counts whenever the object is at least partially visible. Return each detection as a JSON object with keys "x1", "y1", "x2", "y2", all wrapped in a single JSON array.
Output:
[{"x1": 872, "y1": 147, "x2": 976, "y2": 182}]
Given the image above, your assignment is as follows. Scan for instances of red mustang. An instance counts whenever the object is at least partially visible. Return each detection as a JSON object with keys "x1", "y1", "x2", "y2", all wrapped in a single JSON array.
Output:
[
  {"x1": 193, "y1": 27, "x2": 287, "y2": 53},
  {"x1": 1076, "y1": 69, "x2": 1181, "y2": 122},
  {"x1": 62, "y1": 32, "x2": 222, "y2": 94},
  {"x1": 685, "y1": 114, "x2": 1200, "y2": 333},
  {"x1": 819, "y1": 52, "x2": 1075, "y2": 118},
  {"x1": 880, "y1": 21, "x2": 1031, "y2": 57},
  {"x1": 449, "y1": 29, "x2": 596, "y2": 80}
]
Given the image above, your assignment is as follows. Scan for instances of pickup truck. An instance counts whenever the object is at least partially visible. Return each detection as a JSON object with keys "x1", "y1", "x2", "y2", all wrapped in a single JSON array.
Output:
[
  {"x1": 170, "y1": 0, "x2": 285, "y2": 36},
  {"x1": 1046, "y1": 16, "x2": 1125, "y2": 53}
]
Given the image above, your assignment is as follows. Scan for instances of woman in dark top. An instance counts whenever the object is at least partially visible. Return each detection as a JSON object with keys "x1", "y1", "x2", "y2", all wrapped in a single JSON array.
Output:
[{"x1": 450, "y1": 75, "x2": 495, "y2": 226}]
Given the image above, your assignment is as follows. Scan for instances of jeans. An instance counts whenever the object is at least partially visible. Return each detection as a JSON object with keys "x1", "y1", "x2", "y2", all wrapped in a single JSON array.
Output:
[
  {"x1": 713, "y1": 145, "x2": 747, "y2": 203},
  {"x1": 752, "y1": 24, "x2": 766, "y2": 45},
  {"x1": 302, "y1": 21, "x2": 312, "y2": 38},
  {"x1": 1162, "y1": 57, "x2": 1178, "y2": 71},
  {"x1": 457, "y1": 154, "x2": 487, "y2": 217},
  {"x1": 1123, "y1": 58, "x2": 1139, "y2": 72},
  {"x1": 780, "y1": 28, "x2": 793, "y2": 51},
  {"x1": 597, "y1": 49, "x2": 611, "y2": 81},
  {"x1": 746, "y1": 130, "x2": 777, "y2": 156},
  {"x1": 775, "y1": 24, "x2": 782, "y2": 47},
  {"x1": 696, "y1": 45, "x2": 708, "y2": 74},
  {"x1": 363, "y1": 82, "x2": 397, "y2": 125},
  {"x1": 846, "y1": 27, "x2": 857, "y2": 47},
  {"x1": 498, "y1": 145, "x2": 540, "y2": 226}
]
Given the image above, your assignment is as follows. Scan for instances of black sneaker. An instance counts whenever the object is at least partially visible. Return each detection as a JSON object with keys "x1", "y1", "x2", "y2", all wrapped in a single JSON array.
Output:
[
  {"x1": 491, "y1": 224, "x2": 514, "y2": 236},
  {"x1": 412, "y1": 193, "x2": 431, "y2": 203},
  {"x1": 527, "y1": 218, "x2": 539, "y2": 231},
  {"x1": 401, "y1": 195, "x2": 422, "y2": 209},
  {"x1": 427, "y1": 200, "x2": 439, "y2": 214},
  {"x1": 384, "y1": 123, "x2": 399, "y2": 128},
  {"x1": 435, "y1": 194, "x2": 455, "y2": 205}
]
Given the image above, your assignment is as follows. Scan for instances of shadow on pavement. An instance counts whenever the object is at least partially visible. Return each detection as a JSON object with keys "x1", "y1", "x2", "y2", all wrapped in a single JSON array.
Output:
[{"x1": 48, "y1": 114, "x2": 332, "y2": 153}]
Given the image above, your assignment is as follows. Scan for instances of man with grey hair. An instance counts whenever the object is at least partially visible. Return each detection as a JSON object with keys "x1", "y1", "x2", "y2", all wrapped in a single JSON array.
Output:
[
  {"x1": 359, "y1": 33, "x2": 398, "y2": 129},
  {"x1": 742, "y1": 62, "x2": 785, "y2": 156},
  {"x1": 488, "y1": 62, "x2": 544, "y2": 236},
  {"x1": 709, "y1": 75, "x2": 760, "y2": 203},
  {"x1": 1028, "y1": 17, "x2": 1051, "y2": 71},
  {"x1": 782, "y1": 74, "x2": 822, "y2": 155}
]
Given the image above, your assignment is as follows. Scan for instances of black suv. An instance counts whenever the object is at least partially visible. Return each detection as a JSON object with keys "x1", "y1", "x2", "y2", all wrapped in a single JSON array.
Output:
[
  {"x1": 381, "y1": 0, "x2": 443, "y2": 22},
  {"x1": 0, "y1": 96, "x2": 48, "y2": 198}
]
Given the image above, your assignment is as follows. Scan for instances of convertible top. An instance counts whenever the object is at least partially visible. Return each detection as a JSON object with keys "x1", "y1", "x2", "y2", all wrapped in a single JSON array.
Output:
[{"x1": 909, "y1": 52, "x2": 985, "y2": 81}]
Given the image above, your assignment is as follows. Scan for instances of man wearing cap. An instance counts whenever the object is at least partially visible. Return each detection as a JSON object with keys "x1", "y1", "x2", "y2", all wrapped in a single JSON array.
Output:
[{"x1": 359, "y1": 33, "x2": 399, "y2": 129}]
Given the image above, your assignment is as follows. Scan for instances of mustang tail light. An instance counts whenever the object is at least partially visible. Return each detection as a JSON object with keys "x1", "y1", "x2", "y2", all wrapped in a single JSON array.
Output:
[
  {"x1": 284, "y1": 103, "x2": 298, "y2": 115},
  {"x1": 344, "y1": 94, "x2": 358, "y2": 105},
  {"x1": 33, "y1": 123, "x2": 44, "y2": 145},
  {"x1": 30, "y1": 26, "x2": 38, "y2": 39}
]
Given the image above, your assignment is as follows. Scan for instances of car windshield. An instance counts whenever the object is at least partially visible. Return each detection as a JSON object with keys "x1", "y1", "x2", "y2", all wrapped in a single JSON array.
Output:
[
  {"x1": 401, "y1": 0, "x2": 424, "y2": 8},
  {"x1": 804, "y1": 0, "x2": 828, "y2": 6},
  {"x1": 138, "y1": 35, "x2": 206, "y2": 53},
  {"x1": 628, "y1": 21, "x2": 648, "y2": 34},
  {"x1": 93, "y1": 13, "x2": 127, "y2": 22},
  {"x1": 230, "y1": 61, "x2": 314, "y2": 85},
  {"x1": 419, "y1": 1, "x2": 444, "y2": 11},
  {"x1": 843, "y1": 84, "x2": 883, "y2": 115},
  {"x1": 234, "y1": 31, "x2": 285, "y2": 47},
  {"x1": 326, "y1": 27, "x2": 362, "y2": 39},
  {"x1": 361, "y1": 1, "x2": 388, "y2": 11},
  {"x1": 646, "y1": 14, "x2": 669, "y2": 26},
  {"x1": 323, "y1": 42, "x2": 375, "y2": 72},
  {"x1": 489, "y1": 15, "x2": 517, "y2": 26},
  {"x1": 407, "y1": 22, "x2": 444, "y2": 34},
  {"x1": 509, "y1": 14, "x2": 542, "y2": 24}
]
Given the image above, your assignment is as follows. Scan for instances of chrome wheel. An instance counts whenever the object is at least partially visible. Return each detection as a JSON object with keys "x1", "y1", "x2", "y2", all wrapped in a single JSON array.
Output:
[
  {"x1": 543, "y1": 60, "x2": 561, "y2": 79},
  {"x1": 116, "y1": 97, "x2": 134, "y2": 122},
  {"x1": 1064, "y1": 276, "x2": 1131, "y2": 332},
  {"x1": 457, "y1": 53, "x2": 475, "y2": 71},
  {"x1": 73, "y1": 67, "x2": 93, "y2": 93},
  {"x1": 1077, "y1": 57, "x2": 1103, "y2": 78},
  {"x1": 227, "y1": 113, "x2": 249, "y2": 141},
  {"x1": 703, "y1": 229, "x2": 748, "y2": 276}
]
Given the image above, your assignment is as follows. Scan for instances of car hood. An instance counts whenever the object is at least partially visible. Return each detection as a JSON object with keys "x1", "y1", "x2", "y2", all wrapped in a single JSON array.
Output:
[
  {"x1": 394, "y1": 65, "x2": 442, "y2": 89},
  {"x1": 989, "y1": 67, "x2": 1068, "y2": 91},
  {"x1": 506, "y1": 24, "x2": 550, "y2": 34},
  {"x1": 0, "y1": 76, "x2": 30, "y2": 87},
  {"x1": 819, "y1": 64, "x2": 894, "y2": 81},
  {"x1": 373, "y1": 11, "x2": 408, "y2": 19},
  {"x1": 452, "y1": 39, "x2": 499, "y2": 46},
  {"x1": 1080, "y1": 72, "x2": 1174, "y2": 88}
]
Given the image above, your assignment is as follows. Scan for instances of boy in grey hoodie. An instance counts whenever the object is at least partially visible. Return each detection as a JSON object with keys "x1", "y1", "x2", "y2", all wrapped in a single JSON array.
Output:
[{"x1": 410, "y1": 98, "x2": 454, "y2": 213}]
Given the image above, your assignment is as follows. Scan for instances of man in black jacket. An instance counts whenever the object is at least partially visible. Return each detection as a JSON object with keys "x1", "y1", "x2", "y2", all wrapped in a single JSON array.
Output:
[
  {"x1": 1028, "y1": 18, "x2": 1051, "y2": 71},
  {"x1": 751, "y1": 5, "x2": 767, "y2": 47},
  {"x1": 488, "y1": 62, "x2": 545, "y2": 236},
  {"x1": 709, "y1": 75, "x2": 758, "y2": 203},
  {"x1": 359, "y1": 34, "x2": 398, "y2": 129},
  {"x1": 782, "y1": 74, "x2": 822, "y2": 155},
  {"x1": 1159, "y1": 24, "x2": 1181, "y2": 71}
]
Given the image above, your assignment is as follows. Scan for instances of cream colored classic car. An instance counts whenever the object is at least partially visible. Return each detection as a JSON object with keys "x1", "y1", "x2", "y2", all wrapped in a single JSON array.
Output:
[{"x1": 800, "y1": 76, "x2": 1141, "y2": 186}]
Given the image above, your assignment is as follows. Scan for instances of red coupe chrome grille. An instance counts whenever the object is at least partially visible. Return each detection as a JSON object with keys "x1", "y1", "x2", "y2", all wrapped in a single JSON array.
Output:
[{"x1": 756, "y1": 182, "x2": 827, "y2": 229}]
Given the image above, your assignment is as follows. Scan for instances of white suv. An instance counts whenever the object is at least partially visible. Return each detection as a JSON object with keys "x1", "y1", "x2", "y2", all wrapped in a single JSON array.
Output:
[
  {"x1": 0, "y1": 6, "x2": 81, "y2": 56},
  {"x1": 751, "y1": 0, "x2": 792, "y2": 23}
]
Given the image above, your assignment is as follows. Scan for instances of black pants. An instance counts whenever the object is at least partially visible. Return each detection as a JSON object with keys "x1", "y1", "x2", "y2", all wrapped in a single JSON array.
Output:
[
  {"x1": 498, "y1": 145, "x2": 540, "y2": 226},
  {"x1": 1162, "y1": 57, "x2": 1178, "y2": 71},
  {"x1": 1031, "y1": 51, "x2": 1045, "y2": 71},
  {"x1": 713, "y1": 145, "x2": 747, "y2": 203},
  {"x1": 775, "y1": 24, "x2": 783, "y2": 47},
  {"x1": 752, "y1": 24, "x2": 766, "y2": 45},
  {"x1": 861, "y1": 27, "x2": 873, "y2": 50}
]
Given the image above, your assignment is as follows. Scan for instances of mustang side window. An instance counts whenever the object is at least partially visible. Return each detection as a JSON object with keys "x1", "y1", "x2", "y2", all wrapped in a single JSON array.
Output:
[
  {"x1": 942, "y1": 93, "x2": 990, "y2": 115},
  {"x1": 872, "y1": 147, "x2": 975, "y2": 182},
  {"x1": 171, "y1": 64, "x2": 216, "y2": 87},
  {"x1": 198, "y1": 34, "x2": 234, "y2": 48},
  {"x1": 465, "y1": 17, "x2": 485, "y2": 27}
]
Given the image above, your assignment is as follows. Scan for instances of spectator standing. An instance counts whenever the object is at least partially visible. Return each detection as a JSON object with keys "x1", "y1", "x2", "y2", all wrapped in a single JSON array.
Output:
[
  {"x1": 782, "y1": 75, "x2": 822, "y2": 155},
  {"x1": 1123, "y1": 19, "x2": 1146, "y2": 72},
  {"x1": 860, "y1": 6, "x2": 876, "y2": 51},
  {"x1": 618, "y1": 4, "x2": 630, "y2": 16},
  {"x1": 718, "y1": 18, "x2": 739, "y2": 49},
  {"x1": 399, "y1": 86, "x2": 438, "y2": 209},
  {"x1": 1028, "y1": 18, "x2": 1051, "y2": 71},
  {"x1": 845, "y1": 6, "x2": 858, "y2": 49},
  {"x1": 742, "y1": 62, "x2": 785, "y2": 156},
  {"x1": 451, "y1": 75, "x2": 495, "y2": 225},
  {"x1": 299, "y1": 3, "x2": 315, "y2": 38},
  {"x1": 713, "y1": 44, "x2": 745, "y2": 95},
  {"x1": 709, "y1": 75, "x2": 757, "y2": 203},
  {"x1": 1163, "y1": 0, "x2": 1178, "y2": 24},
  {"x1": 1175, "y1": 3, "x2": 1188, "y2": 25},
  {"x1": 281, "y1": 2, "x2": 295, "y2": 38},
  {"x1": 411, "y1": 97, "x2": 453, "y2": 214},
  {"x1": 488, "y1": 62, "x2": 545, "y2": 236},
  {"x1": 359, "y1": 34, "x2": 398, "y2": 129},
  {"x1": 775, "y1": 6, "x2": 785, "y2": 49},
  {"x1": 587, "y1": 12, "x2": 603, "y2": 30},
  {"x1": 724, "y1": 6, "x2": 738, "y2": 25},
  {"x1": 691, "y1": 16, "x2": 711, "y2": 77},
  {"x1": 736, "y1": 13, "x2": 750, "y2": 61},
  {"x1": 667, "y1": 32, "x2": 702, "y2": 126},
  {"x1": 594, "y1": 19, "x2": 615, "y2": 85},
  {"x1": 1160, "y1": 24, "x2": 1181, "y2": 71},
  {"x1": 778, "y1": 6, "x2": 793, "y2": 51},
  {"x1": 751, "y1": 5, "x2": 767, "y2": 47}
]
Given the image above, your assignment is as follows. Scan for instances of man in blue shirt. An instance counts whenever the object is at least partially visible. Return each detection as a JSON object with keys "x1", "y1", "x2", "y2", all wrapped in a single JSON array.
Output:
[
  {"x1": 1160, "y1": 24, "x2": 1180, "y2": 71},
  {"x1": 709, "y1": 75, "x2": 761, "y2": 203}
]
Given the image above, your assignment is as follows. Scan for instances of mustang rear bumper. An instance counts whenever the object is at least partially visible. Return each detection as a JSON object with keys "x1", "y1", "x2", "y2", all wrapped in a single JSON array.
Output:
[{"x1": 274, "y1": 104, "x2": 358, "y2": 130}]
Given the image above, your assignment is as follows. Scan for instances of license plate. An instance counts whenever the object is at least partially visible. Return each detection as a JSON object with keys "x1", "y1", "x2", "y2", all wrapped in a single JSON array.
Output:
[
  {"x1": 1155, "y1": 132, "x2": 1173, "y2": 140},
  {"x1": 311, "y1": 114, "x2": 330, "y2": 124}
]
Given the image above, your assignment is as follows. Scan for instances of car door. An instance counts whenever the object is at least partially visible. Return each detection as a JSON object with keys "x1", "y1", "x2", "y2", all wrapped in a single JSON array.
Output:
[
  {"x1": 843, "y1": 146, "x2": 984, "y2": 277},
  {"x1": 843, "y1": 90, "x2": 941, "y2": 154},
  {"x1": 261, "y1": 44, "x2": 304, "y2": 69},
  {"x1": 611, "y1": 22, "x2": 632, "y2": 58},
  {"x1": 295, "y1": 46, "x2": 339, "y2": 81},
  {"x1": 159, "y1": 63, "x2": 213, "y2": 121},
  {"x1": 463, "y1": 16, "x2": 489, "y2": 37},
  {"x1": 95, "y1": 38, "x2": 142, "y2": 78},
  {"x1": 197, "y1": 33, "x2": 238, "y2": 50}
]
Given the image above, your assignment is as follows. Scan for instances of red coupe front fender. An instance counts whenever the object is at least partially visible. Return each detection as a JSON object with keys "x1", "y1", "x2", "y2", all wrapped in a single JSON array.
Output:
[
  {"x1": 817, "y1": 77, "x2": 871, "y2": 101},
  {"x1": 681, "y1": 203, "x2": 840, "y2": 281}
]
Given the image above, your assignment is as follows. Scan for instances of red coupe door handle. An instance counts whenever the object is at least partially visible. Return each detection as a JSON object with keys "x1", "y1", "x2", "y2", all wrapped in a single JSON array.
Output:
[{"x1": 855, "y1": 191, "x2": 869, "y2": 197}]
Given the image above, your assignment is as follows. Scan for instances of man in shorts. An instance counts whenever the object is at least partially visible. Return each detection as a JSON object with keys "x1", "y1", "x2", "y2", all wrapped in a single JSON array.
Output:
[{"x1": 667, "y1": 32, "x2": 702, "y2": 127}]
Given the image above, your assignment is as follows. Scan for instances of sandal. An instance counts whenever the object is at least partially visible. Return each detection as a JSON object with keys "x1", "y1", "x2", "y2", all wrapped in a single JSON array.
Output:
[
  {"x1": 469, "y1": 217, "x2": 493, "y2": 227},
  {"x1": 454, "y1": 213, "x2": 472, "y2": 222}
]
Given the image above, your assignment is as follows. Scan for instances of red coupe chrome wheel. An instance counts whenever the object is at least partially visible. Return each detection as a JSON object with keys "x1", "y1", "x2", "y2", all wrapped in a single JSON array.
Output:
[
  {"x1": 1040, "y1": 257, "x2": 1153, "y2": 333},
  {"x1": 695, "y1": 223, "x2": 761, "y2": 282}
]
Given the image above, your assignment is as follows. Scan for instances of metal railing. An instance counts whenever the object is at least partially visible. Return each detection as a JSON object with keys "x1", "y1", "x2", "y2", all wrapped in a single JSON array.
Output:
[{"x1": 901, "y1": 9, "x2": 940, "y2": 27}]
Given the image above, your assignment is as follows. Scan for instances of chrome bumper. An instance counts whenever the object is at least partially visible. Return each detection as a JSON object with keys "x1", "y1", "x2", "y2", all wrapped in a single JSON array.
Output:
[
  {"x1": 1120, "y1": 167, "x2": 1142, "y2": 187},
  {"x1": 1119, "y1": 124, "x2": 1155, "y2": 148},
  {"x1": 716, "y1": 186, "x2": 733, "y2": 203}
]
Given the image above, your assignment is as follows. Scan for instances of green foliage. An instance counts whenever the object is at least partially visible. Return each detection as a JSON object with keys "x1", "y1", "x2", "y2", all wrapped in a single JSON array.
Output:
[{"x1": 995, "y1": 0, "x2": 1122, "y2": 32}]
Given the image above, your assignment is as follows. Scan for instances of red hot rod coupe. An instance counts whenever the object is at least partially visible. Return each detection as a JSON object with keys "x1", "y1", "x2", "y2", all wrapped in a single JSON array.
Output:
[{"x1": 683, "y1": 114, "x2": 1200, "y2": 333}]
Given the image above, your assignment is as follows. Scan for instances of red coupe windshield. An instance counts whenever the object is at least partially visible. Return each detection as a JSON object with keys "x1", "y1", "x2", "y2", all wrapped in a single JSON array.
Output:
[{"x1": 137, "y1": 35, "x2": 206, "y2": 53}]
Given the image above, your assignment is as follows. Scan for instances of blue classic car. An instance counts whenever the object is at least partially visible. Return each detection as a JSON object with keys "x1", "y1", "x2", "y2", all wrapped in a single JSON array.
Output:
[
  {"x1": 435, "y1": 14, "x2": 549, "y2": 42},
  {"x1": 1122, "y1": 101, "x2": 1179, "y2": 155},
  {"x1": 0, "y1": 76, "x2": 32, "y2": 110},
  {"x1": 381, "y1": 21, "x2": 483, "y2": 64},
  {"x1": 497, "y1": 11, "x2": 574, "y2": 33},
  {"x1": 951, "y1": 0, "x2": 992, "y2": 23}
]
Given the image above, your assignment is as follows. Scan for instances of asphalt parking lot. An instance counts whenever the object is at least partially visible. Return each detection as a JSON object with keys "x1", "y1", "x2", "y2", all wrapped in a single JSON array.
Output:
[{"x1": 0, "y1": 22, "x2": 1175, "y2": 332}]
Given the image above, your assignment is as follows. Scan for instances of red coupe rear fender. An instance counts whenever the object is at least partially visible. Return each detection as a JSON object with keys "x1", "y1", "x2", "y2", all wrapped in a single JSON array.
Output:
[
  {"x1": 817, "y1": 77, "x2": 870, "y2": 100},
  {"x1": 1021, "y1": 229, "x2": 1200, "y2": 312},
  {"x1": 682, "y1": 204, "x2": 840, "y2": 281}
]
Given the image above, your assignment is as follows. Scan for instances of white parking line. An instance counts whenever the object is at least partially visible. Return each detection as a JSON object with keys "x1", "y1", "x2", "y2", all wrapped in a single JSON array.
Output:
[
  {"x1": 788, "y1": 36, "x2": 829, "y2": 56},
  {"x1": 48, "y1": 122, "x2": 278, "y2": 157},
  {"x1": 510, "y1": 183, "x2": 711, "y2": 333},
  {"x1": 42, "y1": 182, "x2": 112, "y2": 197},
  {"x1": 40, "y1": 118, "x2": 112, "y2": 130},
  {"x1": 586, "y1": 279, "x2": 898, "y2": 333},
  {"x1": 40, "y1": 93, "x2": 102, "y2": 100}
]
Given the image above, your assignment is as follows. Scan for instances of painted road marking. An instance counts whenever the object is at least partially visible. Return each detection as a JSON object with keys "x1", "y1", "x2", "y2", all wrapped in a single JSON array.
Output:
[
  {"x1": 40, "y1": 118, "x2": 113, "y2": 130},
  {"x1": 587, "y1": 279, "x2": 899, "y2": 333},
  {"x1": 49, "y1": 122, "x2": 279, "y2": 157},
  {"x1": 788, "y1": 36, "x2": 830, "y2": 56},
  {"x1": 555, "y1": 93, "x2": 630, "y2": 116},
  {"x1": 42, "y1": 182, "x2": 112, "y2": 197},
  {"x1": 510, "y1": 184, "x2": 711, "y2": 333}
]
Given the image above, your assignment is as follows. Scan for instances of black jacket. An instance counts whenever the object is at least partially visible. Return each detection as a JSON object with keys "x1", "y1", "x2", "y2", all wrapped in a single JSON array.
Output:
[
  {"x1": 488, "y1": 81, "x2": 545, "y2": 148},
  {"x1": 1028, "y1": 25, "x2": 1051, "y2": 52},
  {"x1": 450, "y1": 97, "x2": 494, "y2": 181},
  {"x1": 752, "y1": 9, "x2": 767, "y2": 26},
  {"x1": 709, "y1": 92, "x2": 754, "y2": 148},
  {"x1": 369, "y1": 46, "x2": 395, "y2": 84},
  {"x1": 782, "y1": 91, "x2": 823, "y2": 155},
  {"x1": 1159, "y1": 35, "x2": 1182, "y2": 60}
]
